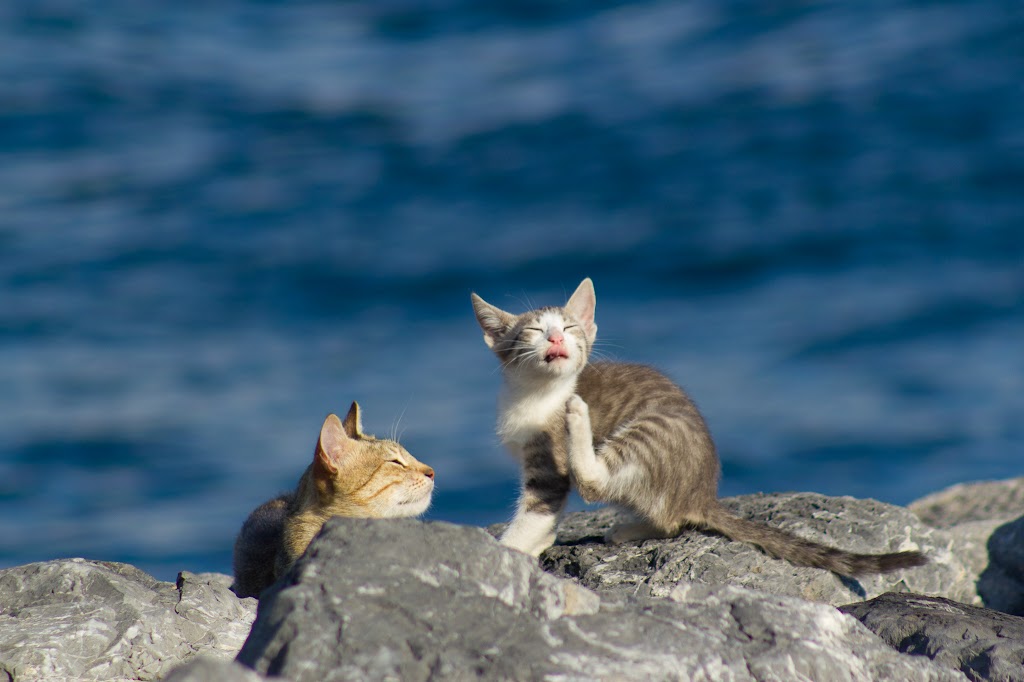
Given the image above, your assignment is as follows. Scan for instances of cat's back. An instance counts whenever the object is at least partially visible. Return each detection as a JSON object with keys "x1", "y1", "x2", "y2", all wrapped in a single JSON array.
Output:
[
  {"x1": 232, "y1": 494, "x2": 291, "y2": 598},
  {"x1": 578, "y1": 361, "x2": 686, "y2": 400},
  {"x1": 578, "y1": 361, "x2": 704, "y2": 440}
]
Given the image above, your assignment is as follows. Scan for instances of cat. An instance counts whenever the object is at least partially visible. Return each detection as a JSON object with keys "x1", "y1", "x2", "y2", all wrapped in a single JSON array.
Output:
[
  {"x1": 471, "y1": 277, "x2": 927, "y2": 576},
  {"x1": 232, "y1": 402, "x2": 435, "y2": 598}
]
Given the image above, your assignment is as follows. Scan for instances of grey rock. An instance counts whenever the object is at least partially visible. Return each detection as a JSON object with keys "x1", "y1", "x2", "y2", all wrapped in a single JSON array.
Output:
[
  {"x1": 908, "y1": 478, "x2": 1024, "y2": 616},
  {"x1": 0, "y1": 559, "x2": 256, "y2": 682},
  {"x1": 540, "y1": 493, "x2": 977, "y2": 608},
  {"x1": 941, "y1": 519, "x2": 1006, "y2": 579},
  {"x1": 840, "y1": 592, "x2": 1024, "y2": 682},
  {"x1": 235, "y1": 516, "x2": 963, "y2": 681},
  {"x1": 163, "y1": 657, "x2": 268, "y2": 682},
  {"x1": 910, "y1": 478, "x2": 1024, "y2": 529},
  {"x1": 6, "y1": 485, "x2": 1021, "y2": 681},
  {"x1": 979, "y1": 515, "x2": 1024, "y2": 616}
]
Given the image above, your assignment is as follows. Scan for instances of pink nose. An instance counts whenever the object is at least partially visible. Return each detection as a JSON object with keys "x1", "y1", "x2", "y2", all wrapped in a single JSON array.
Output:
[{"x1": 548, "y1": 331, "x2": 564, "y2": 344}]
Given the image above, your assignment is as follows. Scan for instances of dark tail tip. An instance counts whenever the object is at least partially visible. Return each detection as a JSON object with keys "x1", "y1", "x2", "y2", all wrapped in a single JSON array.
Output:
[
  {"x1": 887, "y1": 550, "x2": 929, "y2": 570},
  {"x1": 855, "y1": 550, "x2": 928, "y2": 576}
]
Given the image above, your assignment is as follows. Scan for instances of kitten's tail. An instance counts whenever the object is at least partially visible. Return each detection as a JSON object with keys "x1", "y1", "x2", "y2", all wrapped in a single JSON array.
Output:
[{"x1": 702, "y1": 505, "x2": 928, "y2": 577}]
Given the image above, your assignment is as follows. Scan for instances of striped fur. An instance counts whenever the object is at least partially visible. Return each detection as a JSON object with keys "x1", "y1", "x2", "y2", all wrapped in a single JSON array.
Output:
[{"x1": 472, "y1": 278, "x2": 927, "y2": 576}]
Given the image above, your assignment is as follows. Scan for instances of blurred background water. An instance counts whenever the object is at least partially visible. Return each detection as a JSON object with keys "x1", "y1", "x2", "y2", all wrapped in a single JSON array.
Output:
[{"x1": 1, "y1": 0, "x2": 1022, "y2": 582}]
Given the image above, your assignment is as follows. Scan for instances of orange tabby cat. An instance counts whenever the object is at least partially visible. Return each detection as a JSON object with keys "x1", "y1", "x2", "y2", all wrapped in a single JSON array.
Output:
[{"x1": 232, "y1": 402, "x2": 435, "y2": 598}]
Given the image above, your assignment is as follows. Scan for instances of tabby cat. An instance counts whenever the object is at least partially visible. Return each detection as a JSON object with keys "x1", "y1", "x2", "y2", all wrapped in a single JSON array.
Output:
[
  {"x1": 471, "y1": 278, "x2": 926, "y2": 576},
  {"x1": 232, "y1": 402, "x2": 435, "y2": 597}
]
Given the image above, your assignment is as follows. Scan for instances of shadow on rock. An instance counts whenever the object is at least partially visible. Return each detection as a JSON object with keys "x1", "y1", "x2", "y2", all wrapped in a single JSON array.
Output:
[{"x1": 978, "y1": 514, "x2": 1024, "y2": 615}]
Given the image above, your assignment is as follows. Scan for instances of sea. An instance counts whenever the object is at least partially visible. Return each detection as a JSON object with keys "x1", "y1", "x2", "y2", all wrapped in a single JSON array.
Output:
[{"x1": 1, "y1": 0, "x2": 1022, "y2": 582}]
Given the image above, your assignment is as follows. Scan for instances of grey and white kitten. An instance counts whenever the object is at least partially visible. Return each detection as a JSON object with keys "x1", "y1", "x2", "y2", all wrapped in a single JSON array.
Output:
[{"x1": 471, "y1": 278, "x2": 927, "y2": 576}]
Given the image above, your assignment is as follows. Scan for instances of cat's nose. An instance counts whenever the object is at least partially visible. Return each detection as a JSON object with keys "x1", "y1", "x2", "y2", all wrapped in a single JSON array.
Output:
[
  {"x1": 547, "y1": 330, "x2": 564, "y2": 344},
  {"x1": 424, "y1": 467, "x2": 435, "y2": 480}
]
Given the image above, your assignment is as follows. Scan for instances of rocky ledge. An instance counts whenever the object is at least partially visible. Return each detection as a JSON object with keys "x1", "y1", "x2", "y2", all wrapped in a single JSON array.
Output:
[
  {"x1": 1, "y1": 478, "x2": 1021, "y2": 682},
  {"x1": 0, "y1": 561, "x2": 256, "y2": 681}
]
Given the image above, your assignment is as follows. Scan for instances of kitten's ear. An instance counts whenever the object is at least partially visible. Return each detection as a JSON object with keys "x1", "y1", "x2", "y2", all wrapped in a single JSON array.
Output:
[
  {"x1": 314, "y1": 413, "x2": 354, "y2": 479},
  {"x1": 565, "y1": 278, "x2": 597, "y2": 343},
  {"x1": 471, "y1": 293, "x2": 516, "y2": 349},
  {"x1": 342, "y1": 401, "x2": 363, "y2": 439}
]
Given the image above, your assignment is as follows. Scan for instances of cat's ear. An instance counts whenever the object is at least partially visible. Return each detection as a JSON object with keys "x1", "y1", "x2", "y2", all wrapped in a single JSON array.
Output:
[
  {"x1": 314, "y1": 413, "x2": 354, "y2": 479},
  {"x1": 341, "y1": 401, "x2": 363, "y2": 439},
  {"x1": 471, "y1": 293, "x2": 516, "y2": 349},
  {"x1": 565, "y1": 278, "x2": 597, "y2": 343}
]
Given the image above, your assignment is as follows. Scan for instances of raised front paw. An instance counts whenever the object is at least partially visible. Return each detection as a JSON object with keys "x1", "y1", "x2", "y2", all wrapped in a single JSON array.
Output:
[{"x1": 565, "y1": 394, "x2": 591, "y2": 439}]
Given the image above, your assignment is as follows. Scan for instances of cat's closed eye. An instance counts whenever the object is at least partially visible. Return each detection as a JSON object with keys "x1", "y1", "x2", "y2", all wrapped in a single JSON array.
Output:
[
  {"x1": 564, "y1": 325, "x2": 577, "y2": 330},
  {"x1": 523, "y1": 327, "x2": 542, "y2": 332}
]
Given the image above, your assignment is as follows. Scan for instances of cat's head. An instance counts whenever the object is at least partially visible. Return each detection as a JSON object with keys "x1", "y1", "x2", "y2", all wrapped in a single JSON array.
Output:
[
  {"x1": 309, "y1": 402, "x2": 434, "y2": 518},
  {"x1": 471, "y1": 278, "x2": 597, "y2": 383}
]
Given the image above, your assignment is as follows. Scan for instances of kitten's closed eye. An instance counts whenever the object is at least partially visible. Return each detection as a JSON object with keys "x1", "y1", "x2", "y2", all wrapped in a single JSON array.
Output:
[
  {"x1": 523, "y1": 327, "x2": 543, "y2": 332},
  {"x1": 564, "y1": 325, "x2": 577, "y2": 330}
]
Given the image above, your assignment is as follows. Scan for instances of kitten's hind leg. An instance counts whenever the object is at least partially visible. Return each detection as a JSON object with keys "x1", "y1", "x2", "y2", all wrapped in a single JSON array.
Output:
[
  {"x1": 565, "y1": 395, "x2": 610, "y2": 503},
  {"x1": 605, "y1": 519, "x2": 674, "y2": 545}
]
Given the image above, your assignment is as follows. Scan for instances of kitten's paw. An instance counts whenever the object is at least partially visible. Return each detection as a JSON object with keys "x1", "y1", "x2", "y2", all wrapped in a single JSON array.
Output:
[
  {"x1": 500, "y1": 532, "x2": 555, "y2": 557},
  {"x1": 566, "y1": 394, "x2": 589, "y2": 416},
  {"x1": 565, "y1": 395, "x2": 591, "y2": 435}
]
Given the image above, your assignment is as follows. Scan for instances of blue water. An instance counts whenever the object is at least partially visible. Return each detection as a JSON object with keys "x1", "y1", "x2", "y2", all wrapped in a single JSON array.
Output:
[{"x1": 1, "y1": 0, "x2": 1022, "y2": 582}]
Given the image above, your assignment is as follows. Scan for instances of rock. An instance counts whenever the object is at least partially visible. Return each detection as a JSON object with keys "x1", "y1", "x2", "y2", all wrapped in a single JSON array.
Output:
[
  {"x1": 8, "y1": 484, "x2": 1023, "y2": 681},
  {"x1": 232, "y1": 517, "x2": 964, "y2": 681},
  {"x1": 840, "y1": 592, "x2": 1024, "y2": 682},
  {"x1": 910, "y1": 478, "x2": 1024, "y2": 528},
  {"x1": 908, "y1": 478, "x2": 1024, "y2": 615},
  {"x1": 0, "y1": 559, "x2": 256, "y2": 682},
  {"x1": 540, "y1": 493, "x2": 977, "y2": 608}
]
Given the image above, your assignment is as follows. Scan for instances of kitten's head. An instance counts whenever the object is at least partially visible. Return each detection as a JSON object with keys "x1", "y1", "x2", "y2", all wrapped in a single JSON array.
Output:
[
  {"x1": 309, "y1": 402, "x2": 434, "y2": 518},
  {"x1": 471, "y1": 278, "x2": 597, "y2": 383}
]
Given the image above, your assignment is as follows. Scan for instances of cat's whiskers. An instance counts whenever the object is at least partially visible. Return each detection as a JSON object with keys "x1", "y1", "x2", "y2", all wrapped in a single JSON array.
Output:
[
  {"x1": 390, "y1": 405, "x2": 408, "y2": 443},
  {"x1": 499, "y1": 347, "x2": 540, "y2": 374},
  {"x1": 587, "y1": 338, "x2": 624, "y2": 367},
  {"x1": 592, "y1": 338, "x2": 624, "y2": 351},
  {"x1": 492, "y1": 354, "x2": 523, "y2": 375},
  {"x1": 492, "y1": 349, "x2": 525, "y2": 374},
  {"x1": 492, "y1": 346, "x2": 532, "y2": 374},
  {"x1": 511, "y1": 290, "x2": 538, "y2": 313},
  {"x1": 588, "y1": 348, "x2": 619, "y2": 364}
]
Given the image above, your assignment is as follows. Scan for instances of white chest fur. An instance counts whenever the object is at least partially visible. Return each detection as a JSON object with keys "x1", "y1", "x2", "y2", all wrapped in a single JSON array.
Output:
[{"x1": 496, "y1": 378, "x2": 576, "y2": 452}]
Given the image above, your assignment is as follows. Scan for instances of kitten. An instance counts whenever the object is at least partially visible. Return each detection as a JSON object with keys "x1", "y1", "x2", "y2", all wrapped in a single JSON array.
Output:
[
  {"x1": 232, "y1": 402, "x2": 435, "y2": 598},
  {"x1": 471, "y1": 278, "x2": 927, "y2": 576}
]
